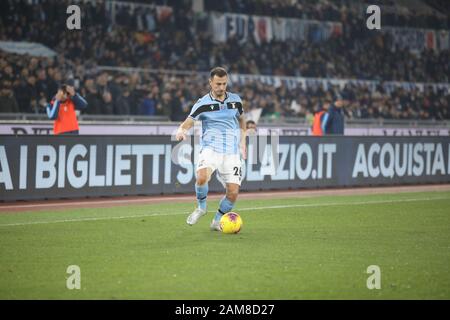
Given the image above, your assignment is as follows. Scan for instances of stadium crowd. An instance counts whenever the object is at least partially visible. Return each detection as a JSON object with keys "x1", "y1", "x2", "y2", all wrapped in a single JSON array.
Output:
[
  {"x1": 205, "y1": 0, "x2": 450, "y2": 29},
  {"x1": 1, "y1": 0, "x2": 449, "y2": 82},
  {"x1": 0, "y1": 0, "x2": 449, "y2": 120},
  {"x1": 1, "y1": 51, "x2": 449, "y2": 121}
]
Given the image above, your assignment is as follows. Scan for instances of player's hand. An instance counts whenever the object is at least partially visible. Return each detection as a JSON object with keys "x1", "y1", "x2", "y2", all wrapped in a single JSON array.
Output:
[
  {"x1": 55, "y1": 89, "x2": 64, "y2": 101},
  {"x1": 175, "y1": 128, "x2": 187, "y2": 141},
  {"x1": 240, "y1": 143, "x2": 247, "y2": 160},
  {"x1": 66, "y1": 85, "x2": 75, "y2": 97}
]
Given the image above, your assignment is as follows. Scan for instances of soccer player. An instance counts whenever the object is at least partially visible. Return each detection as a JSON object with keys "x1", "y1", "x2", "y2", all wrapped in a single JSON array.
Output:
[
  {"x1": 175, "y1": 67, "x2": 246, "y2": 231},
  {"x1": 311, "y1": 100, "x2": 330, "y2": 136},
  {"x1": 45, "y1": 84, "x2": 88, "y2": 135}
]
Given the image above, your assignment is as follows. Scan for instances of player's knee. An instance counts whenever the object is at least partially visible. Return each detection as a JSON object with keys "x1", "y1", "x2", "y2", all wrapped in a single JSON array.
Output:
[
  {"x1": 196, "y1": 176, "x2": 208, "y2": 186},
  {"x1": 196, "y1": 168, "x2": 212, "y2": 186},
  {"x1": 196, "y1": 172, "x2": 210, "y2": 186},
  {"x1": 226, "y1": 190, "x2": 239, "y2": 202}
]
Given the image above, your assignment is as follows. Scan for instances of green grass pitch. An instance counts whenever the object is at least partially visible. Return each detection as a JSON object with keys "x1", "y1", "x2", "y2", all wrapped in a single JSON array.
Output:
[{"x1": 0, "y1": 191, "x2": 449, "y2": 299}]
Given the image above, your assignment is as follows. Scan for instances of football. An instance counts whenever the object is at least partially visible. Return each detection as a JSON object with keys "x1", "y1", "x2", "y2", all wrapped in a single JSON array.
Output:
[{"x1": 220, "y1": 212, "x2": 243, "y2": 234}]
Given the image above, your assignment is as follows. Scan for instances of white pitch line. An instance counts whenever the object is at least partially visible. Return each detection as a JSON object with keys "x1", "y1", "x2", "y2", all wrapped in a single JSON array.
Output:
[
  {"x1": 0, "y1": 196, "x2": 448, "y2": 227},
  {"x1": 3, "y1": 186, "x2": 446, "y2": 210},
  {"x1": 0, "y1": 212, "x2": 184, "y2": 227},
  {"x1": 0, "y1": 196, "x2": 193, "y2": 210},
  {"x1": 0, "y1": 192, "x2": 291, "y2": 210},
  {"x1": 238, "y1": 197, "x2": 450, "y2": 211}
]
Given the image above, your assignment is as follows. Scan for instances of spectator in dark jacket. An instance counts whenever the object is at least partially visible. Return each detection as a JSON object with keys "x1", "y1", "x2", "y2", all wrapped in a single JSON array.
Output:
[
  {"x1": 157, "y1": 92, "x2": 175, "y2": 118},
  {"x1": 115, "y1": 88, "x2": 132, "y2": 115},
  {"x1": 82, "y1": 78, "x2": 103, "y2": 114},
  {"x1": 36, "y1": 68, "x2": 52, "y2": 101},
  {"x1": 14, "y1": 75, "x2": 38, "y2": 113},
  {"x1": 0, "y1": 80, "x2": 20, "y2": 113},
  {"x1": 322, "y1": 92, "x2": 351, "y2": 135}
]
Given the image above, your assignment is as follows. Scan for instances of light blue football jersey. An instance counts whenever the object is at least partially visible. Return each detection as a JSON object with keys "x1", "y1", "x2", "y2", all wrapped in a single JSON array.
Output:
[{"x1": 189, "y1": 91, "x2": 244, "y2": 155}]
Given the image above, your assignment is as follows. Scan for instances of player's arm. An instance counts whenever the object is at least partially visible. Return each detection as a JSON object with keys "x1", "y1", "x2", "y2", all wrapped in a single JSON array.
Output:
[
  {"x1": 67, "y1": 86, "x2": 88, "y2": 110},
  {"x1": 46, "y1": 99, "x2": 60, "y2": 120},
  {"x1": 175, "y1": 117, "x2": 195, "y2": 141},
  {"x1": 239, "y1": 114, "x2": 247, "y2": 160},
  {"x1": 322, "y1": 105, "x2": 335, "y2": 133},
  {"x1": 46, "y1": 90, "x2": 64, "y2": 120},
  {"x1": 321, "y1": 112, "x2": 329, "y2": 134}
]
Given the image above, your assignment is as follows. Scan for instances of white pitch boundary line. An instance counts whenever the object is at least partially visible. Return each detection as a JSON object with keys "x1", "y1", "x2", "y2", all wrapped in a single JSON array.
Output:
[
  {"x1": 0, "y1": 192, "x2": 302, "y2": 210},
  {"x1": 0, "y1": 196, "x2": 448, "y2": 227},
  {"x1": 0, "y1": 195, "x2": 193, "y2": 210}
]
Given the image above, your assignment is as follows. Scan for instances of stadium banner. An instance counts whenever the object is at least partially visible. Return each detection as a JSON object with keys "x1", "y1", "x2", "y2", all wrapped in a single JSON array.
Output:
[
  {"x1": 382, "y1": 27, "x2": 450, "y2": 52},
  {"x1": 209, "y1": 12, "x2": 341, "y2": 44},
  {"x1": 1, "y1": 123, "x2": 449, "y2": 136},
  {"x1": 228, "y1": 73, "x2": 450, "y2": 93},
  {"x1": 1, "y1": 135, "x2": 450, "y2": 201},
  {"x1": 105, "y1": 0, "x2": 173, "y2": 27}
]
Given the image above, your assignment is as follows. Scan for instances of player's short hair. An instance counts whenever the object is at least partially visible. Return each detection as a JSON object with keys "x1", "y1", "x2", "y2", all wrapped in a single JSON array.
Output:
[{"x1": 210, "y1": 67, "x2": 228, "y2": 79}]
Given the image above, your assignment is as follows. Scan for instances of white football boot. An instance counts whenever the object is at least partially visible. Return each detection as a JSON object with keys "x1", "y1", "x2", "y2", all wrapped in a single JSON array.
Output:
[
  {"x1": 186, "y1": 207, "x2": 207, "y2": 225},
  {"x1": 210, "y1": 218, "x2": 221, "y2": 231}
]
